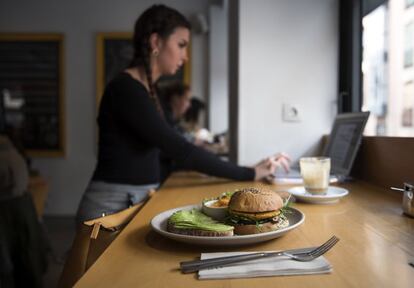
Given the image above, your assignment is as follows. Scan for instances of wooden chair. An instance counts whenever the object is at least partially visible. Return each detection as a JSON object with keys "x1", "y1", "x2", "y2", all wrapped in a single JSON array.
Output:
[{"x1": 58, "y1": 189, "x2": 155, "y2": 288}]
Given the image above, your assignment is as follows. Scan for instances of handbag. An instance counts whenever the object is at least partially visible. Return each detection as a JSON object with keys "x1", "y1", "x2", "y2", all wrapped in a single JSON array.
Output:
[{"x1": 58, "y1": 189, "x2": 155, "y2": 288}]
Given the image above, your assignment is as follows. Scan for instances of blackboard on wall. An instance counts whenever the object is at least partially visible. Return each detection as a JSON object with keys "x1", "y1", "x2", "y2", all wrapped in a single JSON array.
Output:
[
  {"x1": 0, "y1": 34, "x2": 65, "y2": 157},
  {"x1": 96, "y1": 32, "x2": 191, "y2": 108}
]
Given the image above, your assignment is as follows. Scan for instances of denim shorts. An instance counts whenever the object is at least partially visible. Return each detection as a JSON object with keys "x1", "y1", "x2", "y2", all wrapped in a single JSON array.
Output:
[{"x1": 76, "y1": 181, "x2": 158, "y2": 223}]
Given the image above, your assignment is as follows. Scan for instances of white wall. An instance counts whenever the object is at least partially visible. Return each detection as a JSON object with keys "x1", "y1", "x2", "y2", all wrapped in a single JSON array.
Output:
[
  {"x1": 237, "y1": 0, "x2": 339, "y2": 165},
  {"x1": 208, "y1": 3, "x2": 229, "y2": 134},
  {"x1": 0, "y1": 0, "x2": 211, "y2": 215}
]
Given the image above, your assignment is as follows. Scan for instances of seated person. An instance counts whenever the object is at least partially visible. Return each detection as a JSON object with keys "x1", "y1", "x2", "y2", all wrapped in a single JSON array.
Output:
[
  {"x1": 0, "y1": 129, "x2": 47, "y2": 287},
  {"x1": 181, "y1": 97, "x2": 210, "y2": 144},
  {"x1": 0, "y1": 134, "x2": 28, "y2": 200},
  {"x1": 158, "y1": 81, "x2": 193, "y2": 182},
  {"x1": 159, "y1": 82, "x2": 234, "y2": 182},
  {"x1": 158, "y1": 81, "x2": 192, "y2": 138},
  {"x1": 182, "y1": 98, "x2": 228, "y2": 154}
]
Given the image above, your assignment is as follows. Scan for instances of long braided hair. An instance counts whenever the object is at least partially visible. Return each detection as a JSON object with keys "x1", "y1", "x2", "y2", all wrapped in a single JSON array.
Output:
[{"x1": 129, "y1": 5, "x2": 191, "y2": 117}]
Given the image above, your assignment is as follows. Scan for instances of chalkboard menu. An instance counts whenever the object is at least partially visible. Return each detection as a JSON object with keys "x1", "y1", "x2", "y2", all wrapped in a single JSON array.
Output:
[
  {"x1": 96, "y1": 32, "x2": 191, "y2": 107},
  {"x1": 0, "y1": 34, "x2": 65, "y2": 157}
]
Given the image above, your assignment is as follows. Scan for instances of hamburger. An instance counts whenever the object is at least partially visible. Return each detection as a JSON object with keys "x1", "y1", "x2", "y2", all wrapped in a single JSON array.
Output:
[{"x1": 227, "y1": 187, "x2": 289, "y2": 235}]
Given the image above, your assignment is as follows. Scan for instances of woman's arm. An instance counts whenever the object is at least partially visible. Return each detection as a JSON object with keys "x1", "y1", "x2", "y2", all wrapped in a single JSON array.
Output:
[{"x1": 113, "y1": 80, "x2": 255, "y2": 181}]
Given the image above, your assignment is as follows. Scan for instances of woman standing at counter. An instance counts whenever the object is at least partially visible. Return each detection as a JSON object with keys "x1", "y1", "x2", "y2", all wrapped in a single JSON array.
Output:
[{"x1": 76, "y1": 5, "x2": 290, "y2": 223}]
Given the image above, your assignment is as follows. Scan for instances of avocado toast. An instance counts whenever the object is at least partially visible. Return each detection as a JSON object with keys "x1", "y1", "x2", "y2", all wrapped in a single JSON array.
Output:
[{"x1": 167, "y1": 209, "x2": 234, "y2": 236}]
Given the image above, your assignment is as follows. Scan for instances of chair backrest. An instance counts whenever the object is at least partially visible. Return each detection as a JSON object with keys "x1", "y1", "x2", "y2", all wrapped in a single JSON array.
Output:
[
  {"x1": 58, "y1": 189, "x2": 155, "y2": 288},
  {"x1": 0, "y1": 193, "x2": 47, "y2": 288},
  {"x1": 0, "y1": 135, "x2": 28, "y2": 199}
]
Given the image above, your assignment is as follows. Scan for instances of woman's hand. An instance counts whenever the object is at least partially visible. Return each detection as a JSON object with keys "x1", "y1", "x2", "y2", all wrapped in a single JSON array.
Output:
[{"x1": 253, "y1": 153, "x2": 291, "y2": 181}]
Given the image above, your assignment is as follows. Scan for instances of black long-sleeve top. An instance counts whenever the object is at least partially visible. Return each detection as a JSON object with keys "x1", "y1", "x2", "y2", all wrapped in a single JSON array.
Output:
[{"x1": 92, "y1": 73, "x2": 255, "y2": 185}]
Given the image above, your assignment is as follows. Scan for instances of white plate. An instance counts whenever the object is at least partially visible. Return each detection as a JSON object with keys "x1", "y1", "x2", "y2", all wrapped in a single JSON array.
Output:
[
  {"x1": 288, "y1": 186, "x2": 349, "y2": 204},
  {"x1": 150, "y1": 205, "x2": 305, "y2": 246}
]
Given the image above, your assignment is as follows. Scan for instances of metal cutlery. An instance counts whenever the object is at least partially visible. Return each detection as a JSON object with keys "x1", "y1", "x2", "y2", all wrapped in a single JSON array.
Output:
[{"x1": 180, "y1": 235, "x2": 339, "y2": 273}]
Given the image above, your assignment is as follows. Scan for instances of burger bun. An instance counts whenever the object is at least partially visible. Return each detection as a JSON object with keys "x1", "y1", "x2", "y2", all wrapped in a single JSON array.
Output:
[{"x1": 229, "y1": 188, "x2": 283, "y2": 213}]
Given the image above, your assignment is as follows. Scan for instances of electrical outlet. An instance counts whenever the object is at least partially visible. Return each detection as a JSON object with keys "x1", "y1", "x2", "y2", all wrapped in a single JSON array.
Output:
[{"x1": 282, "y1": 103, "x2": 301, "y2": 122}]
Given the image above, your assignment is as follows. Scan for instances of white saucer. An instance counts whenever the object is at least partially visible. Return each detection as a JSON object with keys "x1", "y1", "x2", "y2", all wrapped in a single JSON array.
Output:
[{"x1": 288, "y1": 186, "x2": 349, "y2": 204}]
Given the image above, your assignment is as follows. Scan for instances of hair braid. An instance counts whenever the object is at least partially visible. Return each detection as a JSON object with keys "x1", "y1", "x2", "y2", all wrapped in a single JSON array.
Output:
[
  {"x1": 142, "y1": 51, "x2": 164, "y2": 117},
  {"x1": 130, "y1": 4, "x2": 191, "y2": 118}
]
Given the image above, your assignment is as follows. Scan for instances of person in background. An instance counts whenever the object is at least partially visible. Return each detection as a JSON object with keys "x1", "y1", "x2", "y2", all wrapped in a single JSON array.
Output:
[
  {"x1": 159, "y1": 83, "x2": 214, "y2": 146},
  {"x1": 0, "y1": 125, "x2": 47, "y2": 287},
  {"x1": 158, "y1": 82, "x2": 232, "y2": 182},
  {"x1": 76, "y1": 4, "x2": 290, "y2": 223},
  {"x1": 182, "y1": 98, "x2": 205, "y2": 136},
  {"x1": 158, "y1": 81, "x2": 192, "y2": 182},
  {"x1": 158, "y1": 81, "x2": 192, "y2": 139},
  {"x1": 181, "y1": 97, "x2": 214, "y2": 145}
]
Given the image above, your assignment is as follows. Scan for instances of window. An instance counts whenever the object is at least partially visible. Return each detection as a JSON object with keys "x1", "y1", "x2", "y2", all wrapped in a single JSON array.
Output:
[
  {"x1": 402, "y1": 81, "x2": 414, "y2": 128},
  {"x1": 361, "y1": 0, "x2": 414, "y2": 136},
  {"x1": 404, "y1": 22, "x2": 414, "y2": 68}
]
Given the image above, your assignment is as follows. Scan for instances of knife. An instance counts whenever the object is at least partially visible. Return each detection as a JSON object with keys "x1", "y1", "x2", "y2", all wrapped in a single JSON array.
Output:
[{"x1": 180, "y1": 247, "x2": 314, "y2": 274}]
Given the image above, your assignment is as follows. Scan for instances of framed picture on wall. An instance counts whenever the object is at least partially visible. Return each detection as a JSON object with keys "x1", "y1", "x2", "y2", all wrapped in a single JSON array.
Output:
[
  {"x1": 96, "y1": 32, "x2": 191, "y2": 108},
  {"x1": 0, "y1": 33, "x2": 65, "y2": 157}
]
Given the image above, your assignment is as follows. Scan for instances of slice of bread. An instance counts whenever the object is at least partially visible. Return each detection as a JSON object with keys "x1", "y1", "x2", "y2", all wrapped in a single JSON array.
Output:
[{"x1": 167, "y1": 222, "x2": 234, "y2": 237}]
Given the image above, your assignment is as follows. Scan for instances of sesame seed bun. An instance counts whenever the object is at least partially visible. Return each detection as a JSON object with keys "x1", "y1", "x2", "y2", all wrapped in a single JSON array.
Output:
[{"x1": 228, "y1": 187, "x2": 283, "y2": 213}]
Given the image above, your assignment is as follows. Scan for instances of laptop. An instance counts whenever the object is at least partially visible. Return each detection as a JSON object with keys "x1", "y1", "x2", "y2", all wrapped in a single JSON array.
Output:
[{"x1": 273, "y1": 112, "x2": 370, "y2": 183}]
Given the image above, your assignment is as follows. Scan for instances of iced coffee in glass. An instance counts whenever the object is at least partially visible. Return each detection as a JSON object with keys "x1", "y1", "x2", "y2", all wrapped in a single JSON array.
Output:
[{"x1": 300, "y1": 157, "x2": 331, "y2": 194}]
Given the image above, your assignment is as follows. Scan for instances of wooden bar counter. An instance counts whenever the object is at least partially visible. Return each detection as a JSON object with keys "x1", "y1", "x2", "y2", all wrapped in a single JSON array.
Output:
[{"x1": 75, "y1": 172, "x2": 414, "y2": 288}]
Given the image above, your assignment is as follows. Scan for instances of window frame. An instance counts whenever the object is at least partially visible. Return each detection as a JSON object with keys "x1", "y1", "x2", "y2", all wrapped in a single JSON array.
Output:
[
  {"x1": 339, "y1": 0, "x2": 414, "y2": 137},
  {"x1": 338, "y1": 0, "x2": 364, "y2": 113}
]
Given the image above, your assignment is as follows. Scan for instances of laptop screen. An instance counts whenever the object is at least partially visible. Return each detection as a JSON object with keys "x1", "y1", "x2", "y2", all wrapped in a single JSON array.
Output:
[{"x1": 323, "y1": 112, "x2": 370, "y2": 177}]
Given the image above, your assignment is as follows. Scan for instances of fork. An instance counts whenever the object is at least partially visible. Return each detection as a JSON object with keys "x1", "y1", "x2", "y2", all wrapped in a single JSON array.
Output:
[
  {"x1": 281, "y1": 236, "x2": 339, "y2": 261},
  {"x1": 180, "y1": 236, "x2": 339, "y2": 273}
]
